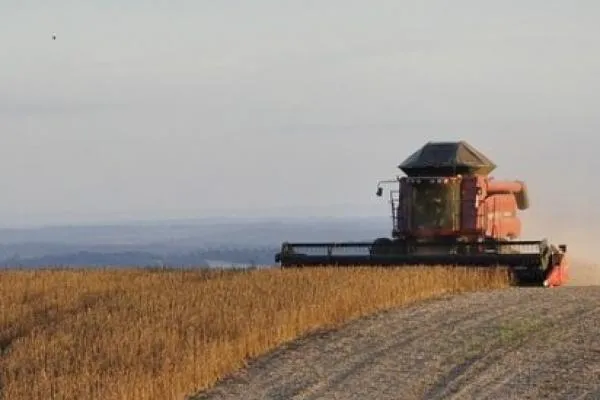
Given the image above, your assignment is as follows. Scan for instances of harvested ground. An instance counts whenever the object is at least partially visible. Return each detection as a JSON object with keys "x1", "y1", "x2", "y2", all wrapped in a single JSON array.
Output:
[{"x1": 194, "y1": 285, "x2": 600, "y2": 400}]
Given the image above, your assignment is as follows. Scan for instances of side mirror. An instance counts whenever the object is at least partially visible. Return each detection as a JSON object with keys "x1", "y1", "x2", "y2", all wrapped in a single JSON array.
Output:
[{"x1": 376, "y1": 187, "x2": 383, "y2": 197}]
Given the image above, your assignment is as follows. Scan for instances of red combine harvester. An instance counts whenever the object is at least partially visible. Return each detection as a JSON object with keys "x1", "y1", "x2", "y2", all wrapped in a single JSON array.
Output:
[{"x1": 275, "y1": 141, "x2": 568, "y2": 287}]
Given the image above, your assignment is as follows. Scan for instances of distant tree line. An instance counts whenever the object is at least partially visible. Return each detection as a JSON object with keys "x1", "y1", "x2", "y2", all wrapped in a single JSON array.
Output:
[{"x1": 0, "y1": 247, "x2": 281, "y2": 268}]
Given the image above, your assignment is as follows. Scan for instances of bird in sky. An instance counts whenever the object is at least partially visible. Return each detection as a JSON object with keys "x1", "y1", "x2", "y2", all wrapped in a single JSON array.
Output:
[{"x1": 52, "y1": 33, "x2": 56, "y2": 40}]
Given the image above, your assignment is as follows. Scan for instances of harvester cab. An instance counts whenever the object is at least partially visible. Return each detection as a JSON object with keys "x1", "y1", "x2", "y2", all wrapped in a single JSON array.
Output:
[{"x1": 275, "y1": 141, "x2": 569, "y2": 287}]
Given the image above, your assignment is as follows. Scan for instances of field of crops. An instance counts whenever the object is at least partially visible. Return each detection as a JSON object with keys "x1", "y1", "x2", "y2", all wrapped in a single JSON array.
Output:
[{"x1": 0, "y1": 266, "x2": 510, "y2": 400}]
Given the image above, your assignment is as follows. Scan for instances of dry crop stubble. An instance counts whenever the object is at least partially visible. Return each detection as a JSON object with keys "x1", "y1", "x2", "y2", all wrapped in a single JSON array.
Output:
[{"x1": 0, "y1": 265, "x2": 510, "y2": 400}]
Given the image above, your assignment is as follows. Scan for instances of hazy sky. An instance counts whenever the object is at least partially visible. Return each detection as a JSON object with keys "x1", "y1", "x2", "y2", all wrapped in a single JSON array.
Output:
[{"x1": 2, "y1": 1, "x2": 600, "y2": 239}]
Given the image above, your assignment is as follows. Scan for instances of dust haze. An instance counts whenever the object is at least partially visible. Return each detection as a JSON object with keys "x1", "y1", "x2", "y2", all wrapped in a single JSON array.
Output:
[
  {"x1": 564, "y1": 246, "x2": 600, "y2": 287},
  {"x1": 525, "y1": 214, "x2": 600, "y2": 286}
]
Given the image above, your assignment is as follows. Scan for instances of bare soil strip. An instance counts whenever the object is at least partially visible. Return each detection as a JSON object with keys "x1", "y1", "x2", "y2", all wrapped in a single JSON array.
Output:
[{"x1": 193, "y1": 286, "x2": 600, "y2": 400}]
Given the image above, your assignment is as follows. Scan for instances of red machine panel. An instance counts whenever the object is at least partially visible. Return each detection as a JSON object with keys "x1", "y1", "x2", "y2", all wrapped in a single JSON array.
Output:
[
  {"x1": 460, "y1": 176, "x2": 523, "y2": 239},
  {"x1": 483, "y1": 192, "x2": 521, "y2": 239}
]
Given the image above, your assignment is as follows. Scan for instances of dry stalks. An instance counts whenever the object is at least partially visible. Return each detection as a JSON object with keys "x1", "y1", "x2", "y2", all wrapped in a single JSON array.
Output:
[{"x1": 0, "y1": 266, "x2": 510, "y2": 399}]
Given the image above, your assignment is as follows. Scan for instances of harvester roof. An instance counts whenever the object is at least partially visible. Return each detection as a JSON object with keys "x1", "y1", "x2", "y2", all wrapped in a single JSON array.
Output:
[{"x1": 398, "y1": 140, "x2": 496, "y2": 177}]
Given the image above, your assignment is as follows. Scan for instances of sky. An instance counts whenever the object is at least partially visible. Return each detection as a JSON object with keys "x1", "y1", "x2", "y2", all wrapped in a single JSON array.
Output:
[{"x1": 2, "y1": 0, "x2": 600, "y2": 248}]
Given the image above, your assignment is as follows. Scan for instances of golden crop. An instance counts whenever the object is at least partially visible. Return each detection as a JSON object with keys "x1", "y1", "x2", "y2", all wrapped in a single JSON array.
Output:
[{"x1": 0, "y1": 266, "x2": 510, "y2": 400}]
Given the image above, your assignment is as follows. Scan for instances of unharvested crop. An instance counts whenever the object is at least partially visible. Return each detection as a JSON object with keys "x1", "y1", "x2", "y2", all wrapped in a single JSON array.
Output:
[{"x1": 0, "y1": 265, "x2": 510, "y2": 400}]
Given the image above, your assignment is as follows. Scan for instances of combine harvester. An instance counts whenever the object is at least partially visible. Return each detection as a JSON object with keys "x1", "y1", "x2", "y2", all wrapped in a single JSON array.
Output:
[{"x1": 275, "y1": 141, "x2": 568, "y2": 287}]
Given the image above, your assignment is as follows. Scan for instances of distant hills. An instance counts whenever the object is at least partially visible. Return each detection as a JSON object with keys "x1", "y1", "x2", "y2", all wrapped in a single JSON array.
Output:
[{"x1": 0, "y1": 216, "x2": 391, "y2": 268}]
